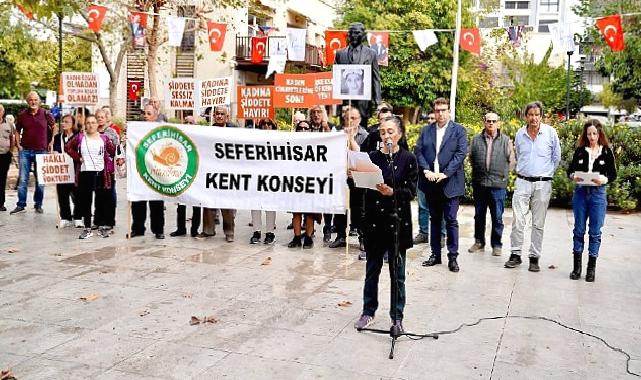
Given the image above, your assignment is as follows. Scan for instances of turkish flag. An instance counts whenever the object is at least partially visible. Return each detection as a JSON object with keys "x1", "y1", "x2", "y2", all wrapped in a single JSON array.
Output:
[
  {"x1": 596, "y1": 15, "x2": 624, "y2": 52},
  {"x1": 87, "y1": 4, "x2": 108, "y2": 33},
  {"x1": 128, "y1": 81, "x2": 143, "y2": 101},
  {"x1": 325, "y1": 30, "x2": 347, "y2": 65},
  {"x1": 16, "y1": 4, "x2": 33, "y2": 19},
  {"x1": 460, "y1": 28, "x2": 481, "y2": 55},
  {"x1": 251, "y1": 36, "x2": 267, "y2": 64},
  {"x1": 207, "y1": 21, "x2": 227, "y2": 52}
]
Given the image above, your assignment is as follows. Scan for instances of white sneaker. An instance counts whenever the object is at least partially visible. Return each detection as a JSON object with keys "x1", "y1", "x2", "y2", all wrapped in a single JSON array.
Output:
[
  {"x1": 79, "y1": 229, "x2": 93, "y2": 239},
  {"x1": 74, "y1": 220, "x2": 84, "y2": 228},
  {"x1": 58, "y1": 220, "x2": 71, "y2": 229}
]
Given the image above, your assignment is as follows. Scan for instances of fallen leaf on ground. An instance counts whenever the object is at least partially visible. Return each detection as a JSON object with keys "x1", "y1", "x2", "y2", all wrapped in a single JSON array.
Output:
[
  {"x1": 50, "y1": 252, "x2": 62, "y2": 256},
  {"x1": 1, "y1": 368, "x2": 17, "y2": 380},
  {"x1": 79, "y1": 293, "x2": 98, "y2": 302},
  {"x1": 337, "y1": 300, "x2": 353, "y2": 307},
  {"x1": 182, "y1": 293, "x2": 192, "y2": 299},
  {"x1": 190, "y1": 315, "x2": 219, "y2": 325},
  {"x1": 261, "y1": 257, "x2": 272, "y2": 266},
  {"x1": 139, "y1": 310, "x2": 150, "y2": 317},
  {"x1": 6, "y1": 248, "x2": 18, "y2": 253},
  {"x1": 548, "y1": 265, "x2": 556, "y2": 269}
]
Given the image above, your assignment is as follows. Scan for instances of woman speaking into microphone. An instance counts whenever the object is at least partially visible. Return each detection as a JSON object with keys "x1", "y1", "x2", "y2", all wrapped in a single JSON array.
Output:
[{"x1": 353, "y1": 116, "x2": 418, "y2": 332}]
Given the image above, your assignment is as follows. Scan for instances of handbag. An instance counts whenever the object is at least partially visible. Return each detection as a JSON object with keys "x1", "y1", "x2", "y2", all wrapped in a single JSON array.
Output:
[{"x1": 115, "y1": 143, "x2": 127, "y2": 179}]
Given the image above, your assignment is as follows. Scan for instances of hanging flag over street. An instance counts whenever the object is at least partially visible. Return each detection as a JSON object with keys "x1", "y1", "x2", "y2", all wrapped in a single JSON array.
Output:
[
  {"x1": 129, "y1": 11, "x2": 148, "y2": 48},
  {"x1": 128, "y1": 81, "x2": 143, "y2": 101},
  {"x1": 412, "y1": 30, "x2": 438, "y2": 52},
  {"x1": 87, "y1": 4, "x2": 108, "y2": 33},
  {"x1": 460, "y1": 27, "x2": 481, "y2": 55},
  {"x1": 325, "y1": 30, "x2": 348, "y2": 65},
  {"x1": 367, "y1": 31, "x2": 389, "y2": 66},
  {"x1": 251, "y1": 36, "x2": 268, "y2": 63},
  {"x1": 167, "y1": 16, "x2": 186, "y2": 47},
  {"x1": 596, "y1": 15, "x2": 625, "y2": 52},
  {"x1": 286, "y1": 28, "x2": 307, "y2": 62},
  {"x1": 207, "y1": 21, "x2": 227, "y2": 52}
]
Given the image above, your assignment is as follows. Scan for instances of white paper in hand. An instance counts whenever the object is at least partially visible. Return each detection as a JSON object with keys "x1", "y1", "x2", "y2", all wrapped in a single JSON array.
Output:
[
  {"x1": 352, "y1": 169, "x2": 384, "y2": 190},
  {"x1": 348, "y1": 151, "x2": 379, "y2": 172},
  {"x1": 573, "y1": 171, "x2": 599, "y2": 186}
]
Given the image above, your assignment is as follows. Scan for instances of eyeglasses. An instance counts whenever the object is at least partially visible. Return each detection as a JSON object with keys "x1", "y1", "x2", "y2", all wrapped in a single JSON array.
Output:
[
  {"x1": 485, "y1": 119, "x2": 499, "y2": 123},
  {"x1": 214, "y1": 112, "x2": 226, "y2": 116},
  {"x1": 434, "y1": 108, "x2": 448, "y2": 113},
  {"x1": 377, "y1": 107, "x2": 391, "y2": 113}
]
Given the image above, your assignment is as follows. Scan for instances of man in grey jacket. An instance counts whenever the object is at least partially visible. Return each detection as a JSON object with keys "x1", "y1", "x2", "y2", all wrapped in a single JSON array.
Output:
[{"x1": 468, "y1": 113, "x2": 515, "y2": 256}]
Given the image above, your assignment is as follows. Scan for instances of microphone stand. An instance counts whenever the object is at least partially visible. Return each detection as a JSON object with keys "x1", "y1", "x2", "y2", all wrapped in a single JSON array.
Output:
[{"x1": 359, "y1": 142, "x2": 438, "y2": 359}]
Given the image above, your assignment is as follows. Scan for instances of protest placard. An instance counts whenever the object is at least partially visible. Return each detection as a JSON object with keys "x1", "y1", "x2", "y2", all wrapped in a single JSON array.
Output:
[
  {"x1": 237, "y1": 86, "x2": 274, "y2": 120},
  {"x1": 164, "y1": 78, "x2": 197, "y2": 110},
  {"x1": 273, "y1": 74, "x2": 316, "y2": 108},
  {"x1": 199, "y1": 77, "x2": 232, "y2": 110},
  {"x1": 61, "y1": 72, "x2": 99, "y2": 106},
  {"x1": 126, "y1": 122, "x2": 347, "y2": 214},
  {"x1": 35, "y1": 154, "x2": 75, "y2": 185},
  {"x1": 310, "y1": 72, "x2": 341, "y2": 105}
]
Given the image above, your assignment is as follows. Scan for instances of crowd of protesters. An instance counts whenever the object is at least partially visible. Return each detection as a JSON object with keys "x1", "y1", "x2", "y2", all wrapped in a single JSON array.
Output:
[{"x1": 0, "y1": 93, "x2": 617, "y2": 290}]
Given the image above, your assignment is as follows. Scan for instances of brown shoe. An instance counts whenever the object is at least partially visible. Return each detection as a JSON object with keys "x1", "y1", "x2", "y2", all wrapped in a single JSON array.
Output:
[{"x1": 468, "y1": 240, "x2": 485, "y2": 253}]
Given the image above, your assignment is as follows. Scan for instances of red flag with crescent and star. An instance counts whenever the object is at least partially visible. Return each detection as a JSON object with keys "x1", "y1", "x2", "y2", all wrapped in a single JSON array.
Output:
[
  {"x1": 325, "y1": 30, "x2": 348, "y2": 65},
  {"x1": 207, "y1": 21, "x2": 227, "y2": 52},
  {"x1": 460, "y1": 28, "x2": 481, "y2": 55},
  {"x1": 87, "y1": 4, "x2": 108, "y2": 33},
  {"x1": 128, "y1": 81, "x2": 143, "y2": 101},
  {"x1": 596, "y1": 15, "x2": 624, "y2": 52},
  {"x1": 251, "y1": 36, "x2": 268, "y2": 64}
]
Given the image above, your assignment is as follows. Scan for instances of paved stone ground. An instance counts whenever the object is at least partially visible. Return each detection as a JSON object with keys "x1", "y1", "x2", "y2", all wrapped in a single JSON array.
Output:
[{"x1": 1, "y1": 183, "x2": 640, "y2": 379}]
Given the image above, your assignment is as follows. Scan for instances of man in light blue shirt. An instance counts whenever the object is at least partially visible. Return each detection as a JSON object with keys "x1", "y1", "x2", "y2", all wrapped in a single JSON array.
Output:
[{"x1": 505, "y1": 101, "x2": 561, "y2": 272}]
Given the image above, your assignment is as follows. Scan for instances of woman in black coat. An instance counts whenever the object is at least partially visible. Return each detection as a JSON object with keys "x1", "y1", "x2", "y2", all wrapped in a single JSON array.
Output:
[
  {"x1": 353, "y1": 116, "x2": 417, "y2": 332},
  {"x1": 567, "y1": 119, "x2": 617, "y2": 282}
]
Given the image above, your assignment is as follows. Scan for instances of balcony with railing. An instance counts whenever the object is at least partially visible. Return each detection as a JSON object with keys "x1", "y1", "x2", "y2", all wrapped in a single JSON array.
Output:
[{"x1": 234, "y1": 36, "x2": 322, "y2": 69}]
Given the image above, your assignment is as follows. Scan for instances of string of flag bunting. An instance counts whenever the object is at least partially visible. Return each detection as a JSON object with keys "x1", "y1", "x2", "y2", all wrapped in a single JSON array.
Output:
[{"x1": 15, "y1": 3, "x2": 640, "y2": 59}]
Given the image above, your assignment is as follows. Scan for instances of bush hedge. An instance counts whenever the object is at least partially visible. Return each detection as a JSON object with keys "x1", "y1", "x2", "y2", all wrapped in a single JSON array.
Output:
[{"x1": 405, "y1": 120, "x2": 641, "y2": 211}]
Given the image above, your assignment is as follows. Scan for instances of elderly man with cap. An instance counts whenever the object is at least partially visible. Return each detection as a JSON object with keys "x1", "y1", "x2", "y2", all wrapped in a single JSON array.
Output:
[{"x1": 468, "y1": 112, "x2": 515, "y2": 256}]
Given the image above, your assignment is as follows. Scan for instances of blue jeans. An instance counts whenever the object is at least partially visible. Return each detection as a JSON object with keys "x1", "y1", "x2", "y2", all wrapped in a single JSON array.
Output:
[
  {"x1": 572, "y1": 186, "x2": 607, "y2": 257},
  {"x1": 17, "y1": 149, "x2": 47, "y2": 208},
  {"x1": 473, "y1": 186, "x2": 506, "y2": 248},
  {"x1": 417, "y1": 185, "x2": 446, "y2": 236}
]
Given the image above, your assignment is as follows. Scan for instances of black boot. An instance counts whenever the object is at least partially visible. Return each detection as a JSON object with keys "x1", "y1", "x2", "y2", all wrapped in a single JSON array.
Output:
[
  {"x1": 585, "y1": 256, "x2": 597, "y2": 282},
  {"x1": 288, "y1": 235, "x2": 302, "y2": 248},
  {"x1": 570, "y1": 252, "x2": 582, "y2": 280},
  {"x1": 528, "y1": 257, "x2": 540, "y2": 272}
]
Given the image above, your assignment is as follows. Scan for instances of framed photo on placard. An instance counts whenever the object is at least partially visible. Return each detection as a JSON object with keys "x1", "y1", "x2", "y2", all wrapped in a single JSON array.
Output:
[{"x1": 332, "y1": 64, "x2": 371, "y2": 101}]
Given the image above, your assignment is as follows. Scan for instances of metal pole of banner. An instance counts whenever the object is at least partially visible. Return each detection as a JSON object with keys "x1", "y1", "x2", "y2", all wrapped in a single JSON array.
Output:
[
  {"x1": 345, "y1": 99, "x2": 352, "y2": 257},
  {"x1": 290, "y1": 108, "x2": 295, "y2": 131},
  {"x1": 57, "y1": 12, "x2": 63, "y2": 126},
  {"x1": 127, "y1": 202, "x2": 132, "y2": 240},
  {"x1": 449, "y1": 0, "x2": 463, "y2": 120},
  {"x1": 565, "y1": 50, "x2": 573, "y2": 121}
]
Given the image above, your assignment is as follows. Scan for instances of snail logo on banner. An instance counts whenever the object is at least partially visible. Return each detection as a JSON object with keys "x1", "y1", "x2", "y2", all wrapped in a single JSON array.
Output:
[{"x1": 136, "y1": 126, "x2": 199, "y2": 197}]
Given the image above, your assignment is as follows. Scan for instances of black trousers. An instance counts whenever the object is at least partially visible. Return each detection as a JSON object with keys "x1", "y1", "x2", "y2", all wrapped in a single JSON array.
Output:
[
  {"x1": 334, "y1": 180, "x2": 363, "y2": 238},
  {"x1": 56, "y1": 183, "x2": 78, "y2": 221},
  {"x1": 0, "y1": 152, "x2": 11, "y2": 207},
  {"x1": 77, "y1": 171, "x2": 113, "y2": 228},
  {"x1": 131, "y1": 200, "x2": 164, "y2": 235},
  {"x1": 176, "y1": 205, "x2": 201, "y2": 234}
]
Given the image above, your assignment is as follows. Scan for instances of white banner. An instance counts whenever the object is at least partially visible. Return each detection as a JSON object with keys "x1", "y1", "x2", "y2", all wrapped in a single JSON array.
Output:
[
  {"x1": 61, "y1": 72, "x2": 99, "y2": 106},
  {"x1": 35, "y1": 153, "x2": 75, "y2": 185},
  {"x1": 167, "y1": 16, "x2": 186, "y2": 47},
  {"x1": 126, "y1": 122, "x2": 348, "y2": 213}
]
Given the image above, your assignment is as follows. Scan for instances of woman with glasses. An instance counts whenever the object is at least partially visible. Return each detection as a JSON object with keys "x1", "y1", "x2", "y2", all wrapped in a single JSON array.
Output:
[
  {"x1": 353, "y1": 116, "x2": 418, "y2": 332},
  {"x1": 65, "y1": 115, "x2": 115, "y2": 239},
  {"x1": 567, "y1": 119, "x2": 617, "y2": 282},
  {"x1": 250, "y1": 118, "x2": 278, "y2": 245},
  {"x1": 287, "y1": 120, "x2": 321, "y2": 249}
]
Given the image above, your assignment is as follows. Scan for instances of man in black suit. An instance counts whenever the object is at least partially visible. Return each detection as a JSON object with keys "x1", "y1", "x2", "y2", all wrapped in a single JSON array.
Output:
[{"x1": 334, "y1": 22, "x2": 381, "y2": 129}]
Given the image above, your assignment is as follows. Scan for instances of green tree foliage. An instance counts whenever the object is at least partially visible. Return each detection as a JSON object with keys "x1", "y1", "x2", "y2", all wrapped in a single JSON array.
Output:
[
  {"x1": 335, "y1": 0, "x2": 475, "y2": 108},
  {"x1": 0, "y1": 12, "x2": 91, "y2": 99},
  {"x1": 575, "y1": 0, "x2": 641, "y2": 105}
]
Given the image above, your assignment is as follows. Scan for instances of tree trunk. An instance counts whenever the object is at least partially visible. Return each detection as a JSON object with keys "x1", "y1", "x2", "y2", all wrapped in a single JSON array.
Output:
[{"x1": 146, "y1": 9, "x2": 162, "y2": 99}]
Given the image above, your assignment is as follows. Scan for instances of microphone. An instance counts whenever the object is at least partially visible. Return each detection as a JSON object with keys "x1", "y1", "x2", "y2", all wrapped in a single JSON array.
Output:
[{"x1": 385, "y1": 138, "x2": 393, "y2": 158}]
